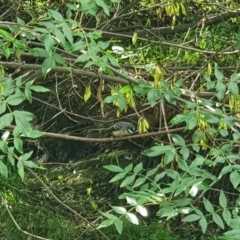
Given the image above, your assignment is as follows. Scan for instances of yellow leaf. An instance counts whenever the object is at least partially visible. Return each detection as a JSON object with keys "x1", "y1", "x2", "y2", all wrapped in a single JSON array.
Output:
[
  {"x1": 180, "y1": 3, "x2": 186, "y2": 15},
  {"x1": 84, "y1": 84, "x2": 91, "y2": 102},
  {"x1": 132, "y1": 31, "x2": 138, "y2": 45},
  {"x1": 206, "y1": 62, "x2": 212, "y2": 76},
  {"x1": 137, "y1": 118, "x2": 149, "y2": 133}
]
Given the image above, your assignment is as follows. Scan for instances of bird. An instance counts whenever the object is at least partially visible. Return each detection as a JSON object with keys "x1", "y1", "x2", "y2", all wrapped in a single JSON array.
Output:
[{"x1": 89, "y1": 121, "x2": 136, "y2": 137}]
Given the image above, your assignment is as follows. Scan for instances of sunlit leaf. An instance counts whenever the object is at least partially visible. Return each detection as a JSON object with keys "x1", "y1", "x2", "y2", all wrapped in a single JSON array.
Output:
[
  {"x1": 126, "y1": 196, "x2": 137, "y2": 206},
  {"x1": 136, "y1": 205, "x2": 148, "y2": 217},
  {"x1": 125, "y1": 212, "x2": 139, "y2": 225},
  {"x1": 111, "y1": 206, "x2": 127, "y2": 214}
]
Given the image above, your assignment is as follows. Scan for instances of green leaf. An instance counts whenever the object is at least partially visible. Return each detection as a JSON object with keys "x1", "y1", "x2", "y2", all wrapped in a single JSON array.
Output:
[
  {"x1": 53, "y1": 54, "x2": 66, "y2": 66},
  {"x1": 219, "y1": 165, "x2": 232, "y2": 178},
  {"x1": 233, "y1": 131, "x2": 240, "y2": 140},
  {"x1": 17, "y1": 17, "x2": 25, "y2": 25},
  {"x1": 14, "y1": 138, "x2": 23, "y2": 154},
  {"x1": 180, "y1": 146, "x2": 189, "y2": 160},
  {"x1": 42, "y1": 56, "x2": 56, "y2": 76},
  {"x1": 163, "y1": 151, "x2": 175, "y2": 165},
  {"x1": 154, "y1": 172, "x2": 166, "y2": 182},
  {"x1": 8, "y1": 154, "x2": 15, "y2": 166},
  {"x1": 228, "y1": 81, "x2": 239, "y2": 98},
  {"x1": 97, "y1": 219, "x2": 114, "y2": 229},
  {"x1": 23, "y1": 160, "x2": 40, "y2": 168},
  {"x1": 13, "y1": 110, "x2": 34, "y2": 121},
  {"x1": 230, "y1": 170, "x2": 240, "y2": 189},
  {"x1": 106, "y1": 54, "x2": 121, "y2": 67},
  {"x1": 0, "y1": 101, "x2": 6, "y2": 114},
  {"x1": 25, "y1": 130, "x2": 44, "y2": 138},
  {"x1": 109, "y1": 172, "x2": 127, "y2": 182},
  {"x1": 71, "y1": 41, "x2": 86, "y2": 52},
  {"x1": 18, "y1": 165, "x2": 25, "y2": 181},
  {"x1": 49, "y1": 10, "x2": 64, "y2": 22},
  {"x1": 212, "y1": 212, "x2": 224, "y2": 229},
  {"x1": 222, "y1": 209, "x2": 231, "y2": 226},
  {"x1": 33, "y1": 27, "x2": 49, "y2": 34},
  {"x1": 19, "y1": 151, "x2": 33, "y2": 161},
  {"x1": 1, "y1": 45, "x2": 11, "y2": 59},
  {"x1": 171, "y1": 134, "x2": 185, "y2": 146},
  {"x1": 178, "y1": 159, "x2": 188, "y2": 171},
  {"x1": 87, "y1": 30, "x2": 102, "y2": 40},
  {"x1": 219, "y1": 129, "x2": 229, "y2": 137},
  {"x1": 0, "y1": 113, "x2": 13, "y2": 129},
  {"x1": 118, "y1": 96, "x2": 127, "y2": 111},
  {"x1": 0, "y1": 141, "x2": 8, "y2": 153},
  {"x1": 124, "y1": 163, "x2": 133, "y2": 173},
  {"x1": 0, "y1": 29, "x2": 13, "y2": 41},
  {"x1": 103, "y1": 165, "x2": 124, "y2": 172},
  {"x1": 219, "y1": 190, "x2": 227, "y2": 208},
  {"x1": 25, "y1": 88, "x2": 32, "y2": 103},
  {"x1": 29, "y1": 85, "x2": 50, "y2": 92},
  {"x1": 6, "y1": 93, "x2": 26, "y2": 106},
  {"x1": 104, "y1": 95, "x2": 119, "y2": 104},
  {"x1": 114, "y1": 219, "x2": 123, "y2": 234},
  {"x1": 13, "y1": 39, "x2": 27, "y2": 50},
  {"x1": 133, "y1": 163, "x2": 143, "y2": 174},
  {"x1": 62, "y1": 23, "x2": 73, "y2": 44},
  {"x1": 166, "y1": 169, "x2": 179, "y2": 179},
  {"x1": 203, "y1": 197, "x2": 214, "y2": 213},
  {"x1": 120, "y1": 175, "x2": 135, "y2": 187},
  {"x1": 99, "y1": 211, "x2": 117, "y2": 220},
  {"x1": 216, "y1": 81, "x2": 226, "y2": 101},
  {"x1": 132, "y1": 177, "x2": 146, "y2": 188},
  {"x1": 74, "y1": 54, "x2": 91, "y2": 63},
  {"x1": 199, "y1": 216, "x2": 207, "y2": 233},
  {"x1": 96, "y1": 0, "x2": 110, "y2": 15},
  {"x1": 230, "y1": 72, "x2": 240, "y2": 82},
  {"x1": 144, "y1": 145, "x2": 174, "y2": 157},
  {"x1": 0, "y1": 160, "x2": 8, "y2": 178},
  {"x1": 164, "y1": 90, "x2": 176, "y2": 105},
  {"x1": 146, "y1": 165, "x2": 159, "y2": 177},
  {"x1": 44, "y1": 34, "x2": 55, "y2": 54},
  {"x1": 182, "y1": 214, "x2": 201, "y2": 222},
  {"x1": 147, "y1": 89, "x2": 162, "y2": 107},
  {"x1": 170, "y1": 111, "x2": 197, "y2": 130},
  {"x1": 54, "y1": 28, "x2": 65, "y2": 45},
  {"x1": 84, "y1": 61, "x2": 95, "y2": 68},
  {"x1": 13, "y1": 117, "x2": 32, "y2": 134},
  {"x1": 214, "y1": 63, "x2": 224, "y2": 81}
]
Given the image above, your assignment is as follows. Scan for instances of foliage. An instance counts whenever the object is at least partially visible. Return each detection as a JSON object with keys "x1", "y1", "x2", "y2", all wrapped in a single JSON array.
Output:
[
  {"x1": 101, "y1": 67, "x2": 240, "y2": 238},
  {"x1": 0, "y1": 75, "x2": 49, "y2": 179},
  {"x1": 102, "y1": 221, "x2": 183, "y2": 240}
]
